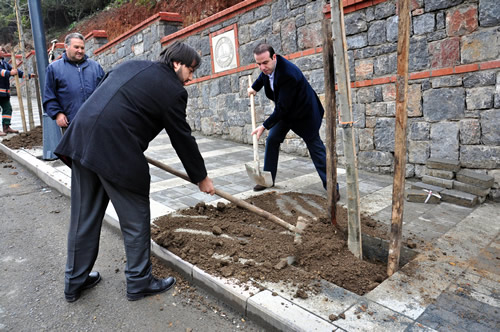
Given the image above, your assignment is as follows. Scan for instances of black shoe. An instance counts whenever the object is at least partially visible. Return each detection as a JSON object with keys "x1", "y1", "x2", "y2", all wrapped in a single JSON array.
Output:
[
  {"x1": 336, "y1": 189, "x2": 340, "y2": 202},
  {"x1": 65, "y1": 271, "x2": 101, "y2": 302},
  {"x1": 253, "y1": 184, "x2": 274, "y2": 191},
  {"x1": 127, "y1": 276, "x2": 176, "y2": 301}
]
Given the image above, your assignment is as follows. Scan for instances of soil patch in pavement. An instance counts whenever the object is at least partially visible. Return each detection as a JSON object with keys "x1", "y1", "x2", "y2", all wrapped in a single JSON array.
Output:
[
  {"x1": 153, "y1": 191, "x2": 393, "y2": 297},
  {"x1": 1, "y1": 126, "x2": 43, "y2": 150}
]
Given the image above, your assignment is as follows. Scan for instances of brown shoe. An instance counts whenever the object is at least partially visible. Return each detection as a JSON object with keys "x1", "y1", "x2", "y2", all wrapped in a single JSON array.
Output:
[
  {"x1": 0, "y1": 131, "x2": 6, "y2": 136},
  {"x1": 3, "y1": 125, "x2": 18, "y2": 134}
]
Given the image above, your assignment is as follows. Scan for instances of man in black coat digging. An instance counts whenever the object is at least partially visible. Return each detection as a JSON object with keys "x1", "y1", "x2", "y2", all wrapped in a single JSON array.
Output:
[{"x1": 55, "y1": 41, "x2": 215, "y2": 302}]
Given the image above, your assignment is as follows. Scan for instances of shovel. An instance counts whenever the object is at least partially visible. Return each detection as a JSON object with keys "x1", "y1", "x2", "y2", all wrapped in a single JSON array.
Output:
[{"x1": 245, "y1": 75, "x2": 273, "y2": 187}]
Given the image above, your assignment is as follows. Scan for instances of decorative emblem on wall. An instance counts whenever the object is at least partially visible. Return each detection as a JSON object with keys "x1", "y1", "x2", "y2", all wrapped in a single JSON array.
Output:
[
  {"x1": 215, "y1": 36, "x2": 234, "y2": 69},
  {"x1": 210, "y1": 24, "x2": 239, "y2": 74}
]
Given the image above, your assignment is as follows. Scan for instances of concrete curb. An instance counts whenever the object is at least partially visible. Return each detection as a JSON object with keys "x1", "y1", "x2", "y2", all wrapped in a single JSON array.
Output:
[{"x1": 0, "y1": 144, "x2": 70, "y2": 197}]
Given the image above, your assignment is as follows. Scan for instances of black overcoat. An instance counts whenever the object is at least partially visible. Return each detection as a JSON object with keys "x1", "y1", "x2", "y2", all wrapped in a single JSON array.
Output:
[{"x1": 55, "y1": 60, "x2": 207, "y2": 195}]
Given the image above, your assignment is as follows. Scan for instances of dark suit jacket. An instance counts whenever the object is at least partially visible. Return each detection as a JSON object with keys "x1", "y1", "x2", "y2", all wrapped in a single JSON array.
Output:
[
  {"x1": 55, "y1": 60, "x2": 207, "y2": 195},
  {"x1": 251, "y1": 55, "x2": 324, "y2": 140}
]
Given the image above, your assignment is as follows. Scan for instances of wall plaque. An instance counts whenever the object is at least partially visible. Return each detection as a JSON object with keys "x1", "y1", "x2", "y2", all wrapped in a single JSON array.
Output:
[{"x1": 210, "y1": 24, "x2": 239, "y2": 74}]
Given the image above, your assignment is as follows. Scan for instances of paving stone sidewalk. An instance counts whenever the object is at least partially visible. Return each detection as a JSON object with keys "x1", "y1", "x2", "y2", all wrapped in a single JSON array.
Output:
[{"x1": 2, "y1": 98, "x2": 499, "y2": 331}]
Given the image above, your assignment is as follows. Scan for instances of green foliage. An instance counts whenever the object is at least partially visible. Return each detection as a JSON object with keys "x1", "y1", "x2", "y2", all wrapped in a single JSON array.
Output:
[
  {"x1": 136, "y1": 0, "x2": 158, "y2": 8},
  {"x1": 0, "y1": 0, "x2": 137, "y2": 46},
  {"x1": 111, "y1": 0, "x2": 130, "y2": 8}
]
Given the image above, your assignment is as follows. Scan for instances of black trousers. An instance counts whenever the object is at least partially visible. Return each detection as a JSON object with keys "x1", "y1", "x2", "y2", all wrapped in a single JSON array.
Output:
[{"x1": 66, "y1": 160, "x2": 153, "y2": 294}]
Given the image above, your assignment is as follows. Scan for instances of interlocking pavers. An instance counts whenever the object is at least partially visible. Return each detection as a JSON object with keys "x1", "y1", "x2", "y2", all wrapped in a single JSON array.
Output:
[{"x1": 332, "y1": 299, "x2": 415, "y2": 331}]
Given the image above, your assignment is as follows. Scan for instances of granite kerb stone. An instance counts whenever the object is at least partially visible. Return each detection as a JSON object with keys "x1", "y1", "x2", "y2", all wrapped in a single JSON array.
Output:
[
  {"x1": 424, "y1": 167, "x2": 455, "y2": 180},
  {"x1": 411, "y1": 181, "x2": 446, "y2": 193},
  {"x1": 405, "y1": 189, "x2": 441, "y2": 204},
  {"x1": 422, "y1": 175, "x2": 454, "y2": 189},
  {"x1": 456, "y1": 169, "x2": 495, "y2": 189},
  {"x1": 453, "y1": 180, "x2": 491, "y2": 197},
  {"x1": 426, "y1": 158, "x2": 461, "y2": 172},
  {"x1": 440, "y1": 189, "x2": 478, "y2": 207}
]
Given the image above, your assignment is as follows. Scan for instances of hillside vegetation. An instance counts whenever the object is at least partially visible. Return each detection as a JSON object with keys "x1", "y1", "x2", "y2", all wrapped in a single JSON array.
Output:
[{"x1": 1, "y1": 0, "x2": 241, "y2": 52}]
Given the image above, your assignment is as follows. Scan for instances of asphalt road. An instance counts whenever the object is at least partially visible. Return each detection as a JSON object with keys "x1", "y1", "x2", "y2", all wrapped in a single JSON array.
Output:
[{"x1": 0, "y1": 159, "x2": 263, "y2": 331}]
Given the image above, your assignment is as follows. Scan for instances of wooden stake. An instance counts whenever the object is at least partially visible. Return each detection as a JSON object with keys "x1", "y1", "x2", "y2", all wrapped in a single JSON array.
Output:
[
  {"x1": 14, "y1": 0, "x2": 34, "y2": 130},
  {"x1": 10, "y1": 53, "x2": 27, "y2": 133},
  {"x1": 329, "y1": 0, "x2": 362, "y2": 258},
  {"x1": 31, "y1": 57, "x2": 43, "y2": 124},
  {"x1": 321, "y1": 17, "x2": 338, "y2": 226},
  {"x1": 387, "y1": 0, "x2": 411, "y2": 277}
]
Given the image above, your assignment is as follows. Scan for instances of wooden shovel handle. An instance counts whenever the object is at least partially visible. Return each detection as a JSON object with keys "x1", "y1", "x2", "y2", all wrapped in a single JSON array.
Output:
[
  {"x1": 248, "y1": 75, "x2": 259, "y2": 162},
  {"x1": 146, "y1": 157, "x2": 301, "y2": 234}
]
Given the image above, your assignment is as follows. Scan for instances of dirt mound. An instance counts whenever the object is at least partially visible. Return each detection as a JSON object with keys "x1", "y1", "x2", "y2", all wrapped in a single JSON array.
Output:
[
  {"x1": 153, "y1": 192, "x2": 391, "y2": 297},
  {"x1": 61, "y1": 0, "x2": 242, "y2": 43},
  {"x1": 1, "y1": 126, "x2": 43, "y2": 150}
]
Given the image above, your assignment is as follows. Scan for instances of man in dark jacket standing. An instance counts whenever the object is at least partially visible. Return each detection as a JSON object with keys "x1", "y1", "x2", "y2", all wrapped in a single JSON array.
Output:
[
  {"x1": 43, "y1": 32, "x2": 104, "y2": 131},
  {"x1": 248, "y1": 43, "x2": 335, "y2": 195},
  {"x1": 0, "y1": 48, "x2": 35, "y2": 136},
  {"x1": 55, "y1": 41, "x2": 215, "y2": 302}
]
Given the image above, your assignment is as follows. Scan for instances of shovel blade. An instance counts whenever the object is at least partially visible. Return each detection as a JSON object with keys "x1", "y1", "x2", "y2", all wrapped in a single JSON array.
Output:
[{"x1": 245, "y1": 162, "x2": 274, "y2": 187}]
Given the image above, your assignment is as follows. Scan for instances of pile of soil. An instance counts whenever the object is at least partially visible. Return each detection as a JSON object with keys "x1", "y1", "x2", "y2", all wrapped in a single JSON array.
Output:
[
  {"x1": 1, "y1": 126, "x2": 43, "y2": 150},
  {"x1": 153, "y1": 192, "x2": 391, "y2": 297}
]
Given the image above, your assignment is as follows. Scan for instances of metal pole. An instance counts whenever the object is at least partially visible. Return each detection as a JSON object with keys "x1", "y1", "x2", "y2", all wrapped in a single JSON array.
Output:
[{"x1": 27, "y1": 0, "x2": 61, "y2": 160}]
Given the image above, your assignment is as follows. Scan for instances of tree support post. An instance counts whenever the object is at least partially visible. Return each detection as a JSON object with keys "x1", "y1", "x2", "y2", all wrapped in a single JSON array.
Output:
[
  {"x1": 10, "y1": 53, "x2": 27, "y2": 132},
  {"x1": 387, "y1": 0, "x2": 411, "y2": 277}
]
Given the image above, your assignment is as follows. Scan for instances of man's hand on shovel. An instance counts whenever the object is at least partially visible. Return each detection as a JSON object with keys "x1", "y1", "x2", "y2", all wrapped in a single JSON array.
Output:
[
  {"x1": 251, "y1": 125, "x2": 266, "y2": 140},
  {"x1": 247, "y1": 87, "x2": 256, "y2": 97},
  {"x1": 198, "y1": 176, "x2": 215, "y2": 195},
  {"x1": 247, "y1": 87, "x2": 266, "y2": 140}
]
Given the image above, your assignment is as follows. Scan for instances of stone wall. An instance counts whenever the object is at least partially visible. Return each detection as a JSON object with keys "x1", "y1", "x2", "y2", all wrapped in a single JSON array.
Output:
[
  {"x1": 170, "y1": 0, "x2": 500, "y2": 179},
  {"x1": 14, "y1": 0, "x2": 500, "y2": 180},
  {"x1": 339, "y1": 0, "x2": 500, "y2": 178}
]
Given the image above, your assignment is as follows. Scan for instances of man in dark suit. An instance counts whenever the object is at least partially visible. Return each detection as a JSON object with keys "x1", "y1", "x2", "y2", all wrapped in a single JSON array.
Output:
[
  {"x1": 55, "y1": 41, "x2": 215, "y2": 302},
  {"x1": 248, "y1": 43, "x2": 334, "y2": 194}
]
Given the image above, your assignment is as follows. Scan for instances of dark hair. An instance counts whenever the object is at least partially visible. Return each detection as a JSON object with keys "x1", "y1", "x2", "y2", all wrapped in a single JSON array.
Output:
[
  {"x1": 159, "y1": 41, "x2": 201, "y2": 70},
  {"x1": 253, "y1": 43, "x2": 275, "y2": 58},
  {"x1": 64, "y1": 32, "x2": 84, "y2": 46}
]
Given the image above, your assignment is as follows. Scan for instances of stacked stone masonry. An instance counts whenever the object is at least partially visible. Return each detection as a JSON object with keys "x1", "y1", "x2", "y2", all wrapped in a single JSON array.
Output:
[
  {"x1": 10, "y1": 0, "x2": 500, "y2": 191},
  {"x1": 409, "y1": 157, "x2": 496, "y2": 207}
]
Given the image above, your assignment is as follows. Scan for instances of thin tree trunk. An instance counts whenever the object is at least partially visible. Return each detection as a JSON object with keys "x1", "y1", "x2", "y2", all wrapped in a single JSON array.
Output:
[
  {"x1": 329, "y1": 0, "x2": 362, "y2": 258},
  {"x1": 321, "y1": 17, "x2": 338, "y2": 226},
  {"x1": 14, "y1": 0, "x2": 34, "y2": 130}
]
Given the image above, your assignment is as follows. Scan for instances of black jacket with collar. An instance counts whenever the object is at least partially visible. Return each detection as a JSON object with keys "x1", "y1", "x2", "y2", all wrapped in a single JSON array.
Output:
[
  {"x1": 55, "y1": 60, "x2": 207, "y2": 195},
  {"x1": 251, "y1": 54, "x2": 324, "y2": 139}
]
